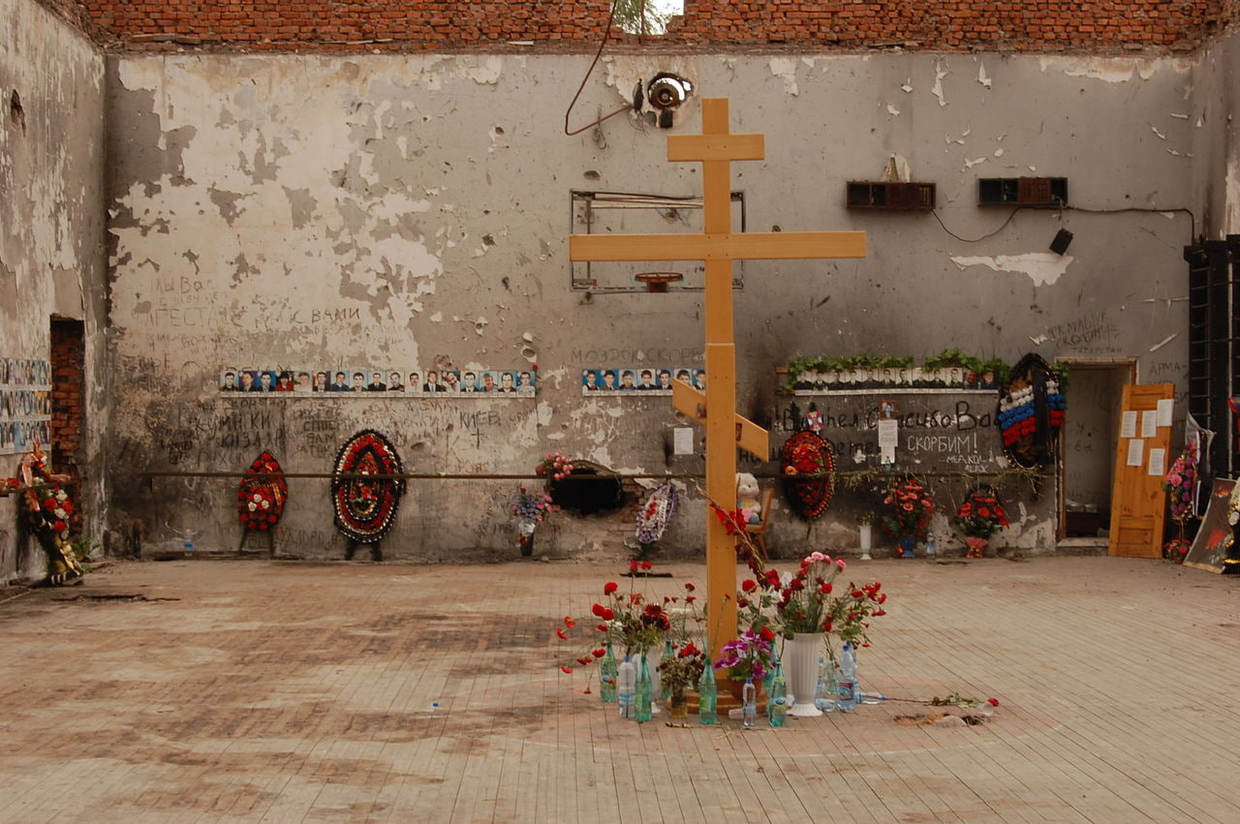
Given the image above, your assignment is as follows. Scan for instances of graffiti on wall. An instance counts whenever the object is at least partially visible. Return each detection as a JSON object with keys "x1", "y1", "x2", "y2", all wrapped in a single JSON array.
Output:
[{"x1": 776, "y1": 392, "x2": 1003, "y2": 472}]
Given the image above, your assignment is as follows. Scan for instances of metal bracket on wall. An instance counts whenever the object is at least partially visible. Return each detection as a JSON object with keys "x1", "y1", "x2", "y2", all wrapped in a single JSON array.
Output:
[{"x1": 569, "y1": 190, "x2": 746, "y2": 293}]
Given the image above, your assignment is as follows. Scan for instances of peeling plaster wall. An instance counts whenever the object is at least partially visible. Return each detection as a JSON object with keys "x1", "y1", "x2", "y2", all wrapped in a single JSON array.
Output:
[
  {"x1": 104, "y1": 52, "x2": 1199, "y2": 559},
  {"x1": 0, "y1": 0, "x2": 107, "y2": 581},
  {"x1": 1193, "y1": 28, "x2": 1240, "y2": 237}
]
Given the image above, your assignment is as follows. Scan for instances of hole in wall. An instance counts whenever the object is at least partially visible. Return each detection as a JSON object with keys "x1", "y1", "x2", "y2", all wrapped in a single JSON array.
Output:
[
  {"x1": 548, "y1": 461, "x2": 625, "y2": 515},
  {"x1": 9, "y1": 90, "x2": 25, "y2": 132}
]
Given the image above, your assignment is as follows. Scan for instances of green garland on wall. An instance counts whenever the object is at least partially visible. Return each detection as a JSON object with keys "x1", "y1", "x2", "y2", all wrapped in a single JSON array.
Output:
[{"x1": 781, "y1": 348, "x2": 1039, "y2": 393}]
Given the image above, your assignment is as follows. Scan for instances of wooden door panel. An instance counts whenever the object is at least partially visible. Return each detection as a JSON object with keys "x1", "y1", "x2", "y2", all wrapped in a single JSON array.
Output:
[{"x1": 1108, "y1": 384, "x2": 1175, "y2": 558}]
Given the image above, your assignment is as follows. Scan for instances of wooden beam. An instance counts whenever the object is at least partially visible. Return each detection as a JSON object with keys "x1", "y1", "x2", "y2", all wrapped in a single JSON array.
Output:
[
  {"x1": 672, "y1": 378, "x2": 769, "y2": 459},
  {"x1": 569, "y1": 231, "x2": 867, "y2": 263},
  {"x1": 667, "y1": 133, "x2": 765, "y2": 162}
]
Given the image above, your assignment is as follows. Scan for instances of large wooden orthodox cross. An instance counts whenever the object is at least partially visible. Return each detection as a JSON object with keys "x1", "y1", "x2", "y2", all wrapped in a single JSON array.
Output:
[{"x1": 570, "y1": 98, "x2": 867, "y2": 662}]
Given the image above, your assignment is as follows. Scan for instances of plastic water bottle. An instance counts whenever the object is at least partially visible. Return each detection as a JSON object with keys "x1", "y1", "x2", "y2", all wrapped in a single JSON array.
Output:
[
  {"x1": 742, "y1": 678, "x2": 757, "y2": 727},
  {"x1": 183, "y1": 540, "x2": 193, "y2": 557},
  {"x1": 837, "y1": 643, "x2": 858, "y2": 712},
  {"x1": 925, "y1": 530, "x2": 937, "y2": 558},
  {"x1": 617, "y1": 656, "x2": 636, "y2": 719},
  {"x1": 599, "y1": 643, "x2": 618, "y2": 704},
  {"x1": 814, "y1": 656, "x2": 837, "y2": 712},
  {"x1": 768, "y1": 663, "x2": 788, "y2": 727},
  {"x1": 636, "y1": 656, "x2": 653, "y2": 722},
  {"x1": 698, "y1": 658, "x2": 717, "y2": 725}
]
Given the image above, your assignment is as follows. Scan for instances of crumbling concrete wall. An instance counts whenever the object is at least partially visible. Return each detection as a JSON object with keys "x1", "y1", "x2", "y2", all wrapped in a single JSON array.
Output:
[
  {"x1": 1193, "y1": 27, "x2": 1240, "y2": 238},
  {"x1": 103, "y1": 52, "x2": 1199, "y2": 560},
  {"x1": 0, "y1": 0, "x2": 107, "y2": 581}
]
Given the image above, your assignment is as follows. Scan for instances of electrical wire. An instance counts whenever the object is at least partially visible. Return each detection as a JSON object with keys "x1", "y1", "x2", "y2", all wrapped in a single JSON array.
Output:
[
  {"x1": 931, "y1": 207, "x2": 1022, "y2": 243},
  {"x1": 932, "y1": 203, "x2": 1197, "y2": 244},
  {"x1": 563, "y1": 2, "x2": 633, "y2": 136},
  {"x1": 1064, "y1": 205, "x2": 1196, "y2": 243}
]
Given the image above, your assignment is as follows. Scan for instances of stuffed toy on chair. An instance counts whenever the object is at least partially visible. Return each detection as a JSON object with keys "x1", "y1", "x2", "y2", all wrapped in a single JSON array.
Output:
[{"x1": 736, "y1": 472, "x2": 762, "y2": 525}]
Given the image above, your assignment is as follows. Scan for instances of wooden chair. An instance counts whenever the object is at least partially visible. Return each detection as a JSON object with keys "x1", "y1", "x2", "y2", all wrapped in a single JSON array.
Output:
[{"x1": 743, "y1": 488, "x2": 774, "y2": 561}]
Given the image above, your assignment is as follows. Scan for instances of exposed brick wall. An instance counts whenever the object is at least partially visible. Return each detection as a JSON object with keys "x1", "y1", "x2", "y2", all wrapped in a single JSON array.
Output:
[
  {"x1": 71, "y1": 1, "x2": 1229, "y2": 54},
  {"x1": 30, "y1": 0, "x2": 111, "y2": 42},
  {"x1": 50, "y1": 319, "x2": 85, "y2": 532}
]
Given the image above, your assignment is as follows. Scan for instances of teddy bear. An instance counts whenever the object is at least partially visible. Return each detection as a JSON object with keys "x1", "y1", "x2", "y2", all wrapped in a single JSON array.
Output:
[{"x1": 736, "y1": 472, "x2": 762, "y2": 525}]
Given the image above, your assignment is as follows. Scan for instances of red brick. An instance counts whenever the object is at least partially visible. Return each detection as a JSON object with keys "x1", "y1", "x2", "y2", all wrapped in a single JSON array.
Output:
[{"x1": 66, "y1": 1, "x2": 1223, "y2": 53}]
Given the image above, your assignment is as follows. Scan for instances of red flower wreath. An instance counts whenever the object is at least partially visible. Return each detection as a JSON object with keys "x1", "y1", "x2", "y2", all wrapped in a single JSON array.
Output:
[
  {"x1": 237, "y1": 451, "x2": 288, "y2": 532},
  {"x1": 780, "y1": 430, "x2": 836, "y2": 520}
]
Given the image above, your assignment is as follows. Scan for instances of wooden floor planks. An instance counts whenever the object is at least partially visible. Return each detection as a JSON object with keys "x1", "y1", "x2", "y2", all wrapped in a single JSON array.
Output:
[{"x1": 0, "y1": 556, "x2": 1236, "y2": 823}]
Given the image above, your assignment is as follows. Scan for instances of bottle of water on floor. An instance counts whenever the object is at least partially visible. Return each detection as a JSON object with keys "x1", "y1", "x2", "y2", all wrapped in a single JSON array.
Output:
[
  {"x1": 837, "y1": 643, "x2": 858, "y2": 712},
  {"x1": 769, "y1": 663, "x2": 787, "y2": 727},
  {"x1": 698, "y1": 657, "x2": 717, "y2": 725},
  {"x1": 814, "y1": 656, "x2": 836, "y2": 712},
  {"x1": 617, "y1": 656, "x2": 635, "y2": 719},
  {"x1": 742, "y1": 678, "x2": 757, "y2": 727},
  {"x1": 599, "y1": 643, "x2": 618, "y2": 704},
  {"x1": 635, "y1": 656, "x2": 653, "y2": 722}
]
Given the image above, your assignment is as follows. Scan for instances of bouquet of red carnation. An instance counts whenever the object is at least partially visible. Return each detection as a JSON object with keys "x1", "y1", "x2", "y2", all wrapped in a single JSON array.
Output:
[
  {"x1": 879, "y1": 475, "x2": 936, "y2": 539},
  {"x1": 657, "y1": 641, "x2": 707, "y2": 694},
  {"x1": 556, "y1": 563, "x2": 698, "y2": 674},
  {"x1": 822, "y1": 580, "x2": 888, "y2": 656},
  {"x1": 952, "y1": 486, "x2": 1010, "y2": 540}
]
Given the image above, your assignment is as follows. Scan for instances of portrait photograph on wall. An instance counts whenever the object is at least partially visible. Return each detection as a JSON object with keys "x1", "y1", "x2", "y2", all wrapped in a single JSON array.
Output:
[
  {"x1": 217, "y1": 365, "x2": 536, "y2": 397},
  {"x1": 580, "y1": 366, "x2": 692, "y2": 395},
  {"x1": 0, "y1": 358, "x2": 53, "y2": 455}
]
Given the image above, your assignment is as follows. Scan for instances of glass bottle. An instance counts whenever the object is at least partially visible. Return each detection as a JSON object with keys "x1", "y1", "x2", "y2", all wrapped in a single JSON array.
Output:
[
  {"x1": 636, "y1": 655, "x2": 653, "y2": 722},
  {"x1": 698, "y1": 658, "x2": 717, "y2": 725},
  {"x1": 814, "y1": 656, "x2": 837, "y2": 712},
  {"x1": 742, "y1": 678, "x2": 757, "y2": 727},
  {"x1": 768, "y1": 662, "x2": 788, "y2": 727},
  {"x1": 599, "y1": 643, "x2": 618, "y2": 704}
]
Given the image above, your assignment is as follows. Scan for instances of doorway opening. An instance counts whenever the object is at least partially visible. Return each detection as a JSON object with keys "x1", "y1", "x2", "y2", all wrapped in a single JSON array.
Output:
[
  {"x1": 50, "y1": 317, "x2": 85, "y2": 533},
  {"x1": 1056, "y1": 358, "x2": 1136, "y2": 544}
]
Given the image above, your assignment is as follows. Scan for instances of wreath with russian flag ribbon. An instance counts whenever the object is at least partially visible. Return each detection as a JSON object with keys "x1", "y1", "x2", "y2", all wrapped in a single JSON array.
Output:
[{"x1": 997, "y1": 353, "x2": 1065, "y2": 469}]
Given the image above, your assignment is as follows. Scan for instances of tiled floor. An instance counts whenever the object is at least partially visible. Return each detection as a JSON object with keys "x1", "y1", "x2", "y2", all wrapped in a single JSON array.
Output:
[{"x1": 0, "y1": 555, "x2": 1236, "y2": 823}]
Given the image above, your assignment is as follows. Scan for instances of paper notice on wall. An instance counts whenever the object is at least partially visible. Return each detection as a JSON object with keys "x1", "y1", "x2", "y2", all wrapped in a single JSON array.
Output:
[
  {"x1": 1127, "y1": 438, "x2": 1144, "y2": 467},
  {"x1": 1141, "y1": 410, "x2": 1158, "y2": 439},
  {"x1": 1147, "y1": 448, "x2": 1166, "y2": 477},
  {"x1": 673, "y1": 427, "x2": 694, "y2": 455},
  {"x1": 880, "y1": 445, "x2": 896, "y2": 465},
  {"x1": 1156, "y1": 398, "x2": 1174, "y2": 428},
  {"x1": 877, "y1": 419, "x2": 899, "y2": 448},
  {"x1": 1120, "y1": 411, "x2": 1138, "y2": 439}
]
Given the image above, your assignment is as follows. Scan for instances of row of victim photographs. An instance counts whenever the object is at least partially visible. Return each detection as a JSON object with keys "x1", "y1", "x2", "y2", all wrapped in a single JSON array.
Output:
[
  {"x1": 219, "y1": 368, "x2": 536, "y2": 395},
  {"x1": 0, "y1": 390, "x2": 53, "y2": 420},
  {"x1": 0, "y1": 358, "x2": 51, "y2": 388},
  {"x1": 581, "y1": 367, "x2": 706, "y2": 393},
  {"x1": 0, "y1": 419, "x2": 52, "y2": 455},
  {"x1": 218, "y1": 366, "x2": 710, "y2": 396}
]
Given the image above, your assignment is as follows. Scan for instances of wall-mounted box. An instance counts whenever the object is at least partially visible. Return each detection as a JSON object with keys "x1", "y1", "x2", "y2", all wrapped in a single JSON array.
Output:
[
  {"x1": 977, "y1": 177, "x2": 1068, "y2": 207},
  {"x1": 846, "y1": 181, "x2": 936, "y2": 211}
]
